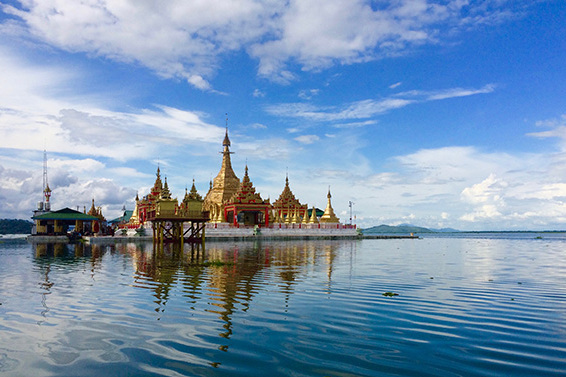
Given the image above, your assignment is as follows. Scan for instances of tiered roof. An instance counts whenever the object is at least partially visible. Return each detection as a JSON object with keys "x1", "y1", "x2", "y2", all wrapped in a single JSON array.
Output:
[
  {"x1": 273, "y1": 175, "x2": 304, "y2": 209},
  {"x1": 183, "y1": 179, "x2": 203, "y2": 203},
  {"x1": 227, "y1": 166, "x2": 267, "y2": 205}
]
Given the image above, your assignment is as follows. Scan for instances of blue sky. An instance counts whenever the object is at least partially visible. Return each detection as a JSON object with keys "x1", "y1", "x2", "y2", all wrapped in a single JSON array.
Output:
[{"x1": 1, "y1": 0, "x2": 565, "y2": 230}]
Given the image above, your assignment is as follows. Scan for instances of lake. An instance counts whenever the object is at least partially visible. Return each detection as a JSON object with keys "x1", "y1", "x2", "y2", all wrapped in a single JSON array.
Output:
[{"x1": 1, "y1": 235, "x2": 565, "y2": 376}]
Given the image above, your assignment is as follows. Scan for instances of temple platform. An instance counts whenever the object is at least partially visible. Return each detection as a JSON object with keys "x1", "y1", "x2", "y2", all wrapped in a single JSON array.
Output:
[{"x1": 88, "y1": 223, "x2": 359, "y2": 243}]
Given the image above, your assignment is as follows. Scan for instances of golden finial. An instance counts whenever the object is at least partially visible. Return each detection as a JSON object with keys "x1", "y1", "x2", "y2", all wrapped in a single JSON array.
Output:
[{"x1": 223, "y1": 114, "x2": 231, "y2": 147}]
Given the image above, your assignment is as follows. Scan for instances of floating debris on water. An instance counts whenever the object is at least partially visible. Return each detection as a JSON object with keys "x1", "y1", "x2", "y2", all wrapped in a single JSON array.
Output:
[{"x1": 382, "y1": 292, "x2": 399, "y2": 297}]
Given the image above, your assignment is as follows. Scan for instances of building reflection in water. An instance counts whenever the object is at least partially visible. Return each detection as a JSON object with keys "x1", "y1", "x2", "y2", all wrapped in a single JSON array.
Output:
[{"x1": 31, "y1": 239, "x2": 353, "y2": 359}]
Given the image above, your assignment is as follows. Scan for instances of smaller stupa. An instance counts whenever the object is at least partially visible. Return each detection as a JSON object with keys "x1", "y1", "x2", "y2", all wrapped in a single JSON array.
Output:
[{"x1": 319, "y1": 188, "x2": 340, "y2": 223}]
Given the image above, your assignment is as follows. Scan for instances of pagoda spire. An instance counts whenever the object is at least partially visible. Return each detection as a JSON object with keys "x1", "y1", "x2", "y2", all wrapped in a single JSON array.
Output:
[
  {"x1": 161, "y1": 177, "x2": 172, "y2": 199},
  {"x1": 309, "y1": 205, "x2": 319, "y2": 224},
  {"x1": 153, "y1": 165, "x2": 163, "y2": 193},
  {"x1": 319, "y1": 188, "x2": 340, "y2": 223},
  {"x1": 223, "y1": 127, "x2": 231, "y2": 149},
  {"x1": 203, "y1": 127, "x2": 240, "y2": 211},
  {"x1": 87, "y1": 198, "x2": 97, "y2": 217}
]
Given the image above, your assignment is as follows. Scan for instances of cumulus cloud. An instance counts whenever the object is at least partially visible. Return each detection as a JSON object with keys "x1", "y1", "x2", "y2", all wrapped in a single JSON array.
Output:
[
  {"x1": 0, "y1": 46, "x2": 225, "y2": 160},
  {"x1": 461, "y1": 173, "x2": 508, "y2": 204},
  {"x1": 2, "y1": 0, "x2": 524, "y2": 86},
  {"x1": 3, "y1": 0, "x2": 278, "y2": 89},
  {"x1": 315, "y1": 140, "x2": 566, "y2": 230},
  {"x1": 0, "y1": 156, "x2": 139, "y2": 220}
]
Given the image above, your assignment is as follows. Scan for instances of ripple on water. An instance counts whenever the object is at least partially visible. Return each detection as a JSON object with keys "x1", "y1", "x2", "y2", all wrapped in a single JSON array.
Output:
[{"x1": 1, "y1": 239, "x2": 566, "y2": 376}]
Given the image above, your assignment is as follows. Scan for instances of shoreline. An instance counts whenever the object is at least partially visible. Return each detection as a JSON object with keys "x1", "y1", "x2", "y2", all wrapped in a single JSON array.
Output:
[{"x1": 24, "y1": 233, "x2": 420, "y2": 244}]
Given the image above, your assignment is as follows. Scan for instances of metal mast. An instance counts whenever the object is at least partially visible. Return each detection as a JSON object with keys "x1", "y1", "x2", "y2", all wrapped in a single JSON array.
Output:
[
  {"x1": 42, "y1": 150, "x2": 51, "y2": 210},
  {"x1": 349, "y1": 201, "x2": 354, "y2": 225}
]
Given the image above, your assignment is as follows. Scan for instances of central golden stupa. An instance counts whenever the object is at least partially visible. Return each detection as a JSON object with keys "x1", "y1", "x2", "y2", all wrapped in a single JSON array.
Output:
[
  {"x1": 203, "y1": 129, "x2": 241, "y2": 222},
  {"x1": 124, "y1": 128, "x2": 343, "y2": 230}
]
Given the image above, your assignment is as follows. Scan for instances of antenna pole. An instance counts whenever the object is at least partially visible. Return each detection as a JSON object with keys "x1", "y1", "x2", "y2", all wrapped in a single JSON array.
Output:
[{"x1": 349, "y1": 201, "x2": 354, "y2": 225}]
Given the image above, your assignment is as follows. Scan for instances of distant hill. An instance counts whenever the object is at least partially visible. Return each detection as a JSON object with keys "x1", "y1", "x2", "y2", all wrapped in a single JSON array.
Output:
[
  {"x1": 0, "y1": 219, "x2": 33, "y2": 234},
  {"x1": 430, "y1": 227, "x2": 460, "y2": 233},
  {"x1": 362, "y1": 224, "x2": 436, "y2": 234}
]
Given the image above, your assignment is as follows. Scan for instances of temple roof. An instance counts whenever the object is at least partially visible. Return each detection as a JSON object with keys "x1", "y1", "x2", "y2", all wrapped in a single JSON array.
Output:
[
  {"x1": 273, "y1": 174, "x2": 305, "y2": 209},
  {"x1": 32, "y1": 207, "x2": 99, "y2": 221},
  {"x1": 183, "y1": 179, "x2": 203, "y2": 202},
  {"x1": 227, "y1": 165, "x2": 266, "y2": 205}
]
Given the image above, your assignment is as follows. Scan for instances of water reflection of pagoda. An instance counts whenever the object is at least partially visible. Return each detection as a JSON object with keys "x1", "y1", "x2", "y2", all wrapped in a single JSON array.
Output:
[
  {"x1": 121, "y1": 129, "x2": 355, "y2": 236},
  {"x1": 124, "y1": 240, "x2": 343, "y2": 347}
]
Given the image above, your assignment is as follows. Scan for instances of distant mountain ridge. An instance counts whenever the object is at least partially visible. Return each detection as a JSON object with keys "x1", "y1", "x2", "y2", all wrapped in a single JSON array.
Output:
[
  {"x1": 0, "y1": 219, "x2": 33, "y2": 234},
  {"x1": 362, "y1": 224, "x2": 460, "y2": 234}
]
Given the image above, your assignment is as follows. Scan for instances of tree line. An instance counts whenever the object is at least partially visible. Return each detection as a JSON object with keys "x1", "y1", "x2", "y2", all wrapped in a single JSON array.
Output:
[{"x1": 0, "y1": 219, "x2": 33, "y2": 234}]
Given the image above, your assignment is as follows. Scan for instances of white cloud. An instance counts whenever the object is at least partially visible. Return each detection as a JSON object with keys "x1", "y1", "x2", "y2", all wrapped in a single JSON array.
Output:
[
  {"x1": 332, "y1": 120, "x2": 378, "y2": 129},
  {"x1": 3, "y1": 0, "x2": 279, "y2": 89},
  {"x1": 0, "y1": 47, "x2": 225, "y2": 160},
  {"x1": 461, "y1": 173, "x2": 507, "y2": 204},
  {"x1": 49, "y1": 158, "x2": 106, "y2": 174},
  {"x1": 186, "y1": 75, "x2": 211, "y2": 91},
  {"x1": 2, "y1": 0, "x2": 523, "y2": 85},
  {"x1": 253, "y1": 89, "x2": 266, "y2": 98},
  {"x1": 298, "y1": 89, "x2": 320, "y2": 100},
  {"x1": 266, "y1": 84, "x2": 495, "y2": 122},
  {"x1": 314, "y1": 141, "x2": 566, "y2": 230},
  {"x1": 422, "y1": 84, "x2": 496, "y2": 100},
  {"x1": 528, "y1": 114, "x2": 566, "y2": 151},
  {"x1": 459, "y1": 204, "x2": 502, "y2": 222},
  {"x1": 266, "y1": 98, "x2": 414, "y2": 121},
  {"x1": 294, "y1": 135, "x2": 320, "y2": 144}
]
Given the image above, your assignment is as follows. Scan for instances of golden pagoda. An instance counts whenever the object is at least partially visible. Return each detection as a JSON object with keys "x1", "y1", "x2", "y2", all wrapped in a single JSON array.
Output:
[
  {"x1": 319, "y1": 188, "x2": 340, "y2": 223},
  {"x1": 272, "y1": 175, "x2": 308, "y2": 222},
  {"x1": 128, "y1": 193, "x2": 141, "y2": 227},
  {"x1": 87, "y1": 198, "x2": 106, "y2": 221},
  {"x1": 203, "y1": 129, "x2": 241, "y2": 222},
  {"x1": 308, "y1": 205, "x2": 319, "y2": 224}
]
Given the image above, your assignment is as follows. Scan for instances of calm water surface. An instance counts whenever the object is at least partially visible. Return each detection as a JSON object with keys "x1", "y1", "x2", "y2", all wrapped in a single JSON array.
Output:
[{"x1": 1, "y1": 236, "x2": 565, "y2": 376}]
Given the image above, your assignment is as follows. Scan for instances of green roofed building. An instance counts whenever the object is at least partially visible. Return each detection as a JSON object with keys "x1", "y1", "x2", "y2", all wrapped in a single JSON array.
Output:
[{"x1": 32, "y1": 207, "x2": 100, "y2": 236}]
